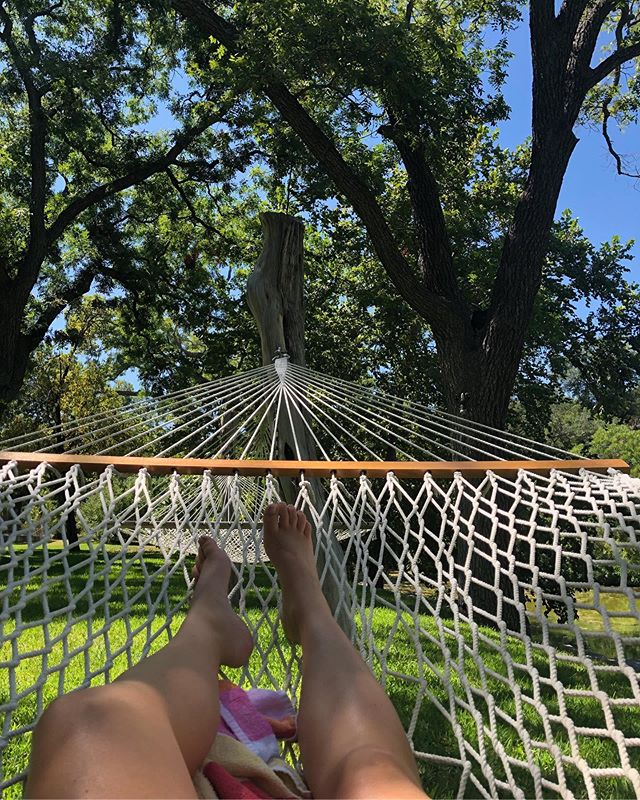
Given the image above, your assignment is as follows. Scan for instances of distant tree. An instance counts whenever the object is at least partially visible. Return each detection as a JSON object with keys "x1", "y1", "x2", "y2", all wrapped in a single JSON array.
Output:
[
  {"x1": 169, "y1": 0, "x2": 640, "y2": 426},
  {"x1": 0, "y1": 297, "x2": 132, "y2": 446},
  {"x1": 543, "y1": 402, "x2": 604, "y2": 454},
  {"x1": 590, "y1": 424, "x2": 640, "y2": 477}
]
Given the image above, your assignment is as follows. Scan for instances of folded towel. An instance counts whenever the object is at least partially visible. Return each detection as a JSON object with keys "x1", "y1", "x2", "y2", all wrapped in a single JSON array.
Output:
[
  {"x1": 246, "y1": 688, "x2": 297, "y2": 741},
  {"x1": 203, "y1": 762, "x2": 273, "y2": 799},
  {"x1": 195, "y1": 728, "x2": 311, "y2": 799},
  {"x1": 193, "y1": 680, "x2": 312, "y2": 800},
  {"x1": 218, "y1": 681, "x2": 279, "y2": 763}
]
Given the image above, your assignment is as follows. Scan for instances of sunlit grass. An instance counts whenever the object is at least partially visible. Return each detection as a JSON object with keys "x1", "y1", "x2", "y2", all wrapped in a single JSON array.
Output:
[{"x1": 1, "y1": 542, "x2": 639, "y2": 799}]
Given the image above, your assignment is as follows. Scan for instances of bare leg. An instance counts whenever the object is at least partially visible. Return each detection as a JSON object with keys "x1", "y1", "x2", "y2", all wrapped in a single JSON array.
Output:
[
  {"x1": 264, "y1": 503, "x2": 428, "y2": 800},
  {"x1": 26, "y1": 539, "x2": 253, "y2": 799}
]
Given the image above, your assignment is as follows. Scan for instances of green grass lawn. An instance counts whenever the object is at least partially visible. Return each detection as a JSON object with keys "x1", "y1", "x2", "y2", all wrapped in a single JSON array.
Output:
[{"x1": 1, "y1": 542, "x2": 639, "y2": 799}]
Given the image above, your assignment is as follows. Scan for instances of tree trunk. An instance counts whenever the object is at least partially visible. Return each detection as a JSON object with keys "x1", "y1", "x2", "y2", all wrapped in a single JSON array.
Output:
[
  {"x1": 246, "y1": 211, "x2": 352, "y2": 637},
  {"x1": 245, "y1": 212, "x2": 306, "y2": 368},
  {"x1": 433, "y1": 135, "x2": 578, "y2": 429},
  {"x1": 64, "y1": 510, "x2": 80, "y2": 547},
  {"x1": 434, "y1": 326, "x2": 521, "y2": 429},
  {"x1": 0, "y1": 294, "x2": 32, "y2": 414}
]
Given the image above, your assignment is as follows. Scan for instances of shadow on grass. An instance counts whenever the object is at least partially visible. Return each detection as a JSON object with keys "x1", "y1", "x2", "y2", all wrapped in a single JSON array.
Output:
[{"x1": 1, "y1": 545, "x2": 274, "y2": 624}]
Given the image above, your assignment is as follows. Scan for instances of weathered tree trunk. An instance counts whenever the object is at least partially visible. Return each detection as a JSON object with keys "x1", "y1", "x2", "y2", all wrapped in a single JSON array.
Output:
[
  {"x1": 245, "y1": 212, "x2": 306, "y2": 369},
  {"x1": 246, "y1": 211, "x2": 352, "y2": 636}
]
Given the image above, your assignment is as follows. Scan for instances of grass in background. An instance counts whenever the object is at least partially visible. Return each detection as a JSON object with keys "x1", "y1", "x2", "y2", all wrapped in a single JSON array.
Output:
[{"x1": 1, "y1": 542, "x2": 639, "y2": 799}]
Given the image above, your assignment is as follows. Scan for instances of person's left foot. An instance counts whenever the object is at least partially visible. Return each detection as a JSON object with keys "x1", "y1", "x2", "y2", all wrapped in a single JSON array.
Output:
[{"x1": 189, "y1": 537, "x2": 253, "y2": 667}]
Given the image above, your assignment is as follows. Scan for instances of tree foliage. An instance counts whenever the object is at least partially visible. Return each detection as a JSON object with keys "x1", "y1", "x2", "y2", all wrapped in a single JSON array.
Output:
[
  {"x1": 543, "y1": 402, "x2": 604, "y2": 455},
  {"x1": 169, "y1": 0, "x2": 640, "y2": 425},
  {"x1": 1, "y1": 0, "x2": 639, "y2": 440},
  {"x1": 590, "y1": 424, "x2": 640, "y2": 477},
  {"x1": 0, "y1": 0, "x2": 258, "y2": 406}
]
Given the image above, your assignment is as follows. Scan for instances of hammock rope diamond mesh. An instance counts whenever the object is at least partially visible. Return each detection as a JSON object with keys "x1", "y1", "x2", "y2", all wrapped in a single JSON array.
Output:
[{"x1": 1, "y1": 357, "x2": 639, "y2": 799}]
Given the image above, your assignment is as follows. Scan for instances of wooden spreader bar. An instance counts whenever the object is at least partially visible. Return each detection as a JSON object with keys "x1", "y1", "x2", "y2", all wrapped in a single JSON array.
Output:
[{"x1": 0, "y1": 451, "x2": 629, "y2": 479}]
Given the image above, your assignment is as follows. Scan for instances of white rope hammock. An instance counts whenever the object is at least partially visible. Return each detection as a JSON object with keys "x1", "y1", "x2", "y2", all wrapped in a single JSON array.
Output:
[{"x1": 1, "y1": 357, "x2": 639, "y2": 799}]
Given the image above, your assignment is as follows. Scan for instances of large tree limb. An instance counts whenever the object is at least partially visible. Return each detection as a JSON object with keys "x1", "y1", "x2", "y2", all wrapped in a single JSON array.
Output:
[
  {"x1": 170, "y1": 0, "x2": 460, "y2": 330},
  {"x1": 581, "y1": 2, "x2": 640, "y2": 92},
  {"x1": 567, "y1": 2, "x2": 618, "y2": 107},
  {"x1": 0, "y1": 3, "x2": 47, "y2": 265},
  {"x1": 390, "y1": 133, "x2": 460, "y2": 302},
  {"x1": 45, "y1": 114, "x2": 216, "y2": 260},
  {"x1": 171, "y1": 0, "x2": 238, "y2": 44},
  {"x1": 588, "y1": 40, "x2": 640, "y2": 89},
  {"x1": 261, "y1": 83, "x2": 457, "y2": 327},
  {"x1": 556, "y1": 0, "x2": 611, "y2": 45}
]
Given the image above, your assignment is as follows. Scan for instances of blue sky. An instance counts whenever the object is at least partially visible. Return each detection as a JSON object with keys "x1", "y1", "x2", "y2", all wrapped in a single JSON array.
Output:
[{"x1": 495, "y1": 19, "x2": 639, "y2": 281}]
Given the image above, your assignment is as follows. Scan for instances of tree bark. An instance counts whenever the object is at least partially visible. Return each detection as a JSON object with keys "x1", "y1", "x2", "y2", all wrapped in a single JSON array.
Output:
[
  {"x1": 246, "y1": 212, "x2": 306, "y2": 369},
  {"x1": 246, "y1": 211, "x2": 353, "y2": 637},
  {"x1": 0, "y1": 291, "x2": 33, "y2": 413}
]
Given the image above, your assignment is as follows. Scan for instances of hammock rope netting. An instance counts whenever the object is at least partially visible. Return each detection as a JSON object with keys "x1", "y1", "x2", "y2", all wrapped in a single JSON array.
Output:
[{"x1": 1, "y1": 358, "x2": 639, "y2": 799}]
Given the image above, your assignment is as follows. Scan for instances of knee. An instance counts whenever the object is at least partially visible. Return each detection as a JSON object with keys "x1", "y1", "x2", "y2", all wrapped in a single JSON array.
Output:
[{"x1": 35, "y1": 686, "x2": 126, "y2": 743}]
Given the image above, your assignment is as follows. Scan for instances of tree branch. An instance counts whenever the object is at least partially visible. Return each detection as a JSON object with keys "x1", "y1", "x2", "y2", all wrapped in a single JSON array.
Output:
[
  {"x1": 45, "y1": 113, "x2": 217, "y2": 254},
  {"x1": 170, "y1": 0, "x2": 460, "y2": 329},
  {"x1": 26, "y1": 264, "x2": 98, "y2": 350},
  {"x1": 171, "y1": 0, "x2": 238, "y2": 46},
  {"x1": 404, "y1": 0, "x2": 415, "y2": 27},
  {"x1": 568, "y1": 1, "x2": 618, "y2": 103},
  {"x1": 600, "y1": 101, "x2": 640, "y2": 177},
  {"x1": 24, "y1": 3, "x2": 63, "y2": 62},
  {"x1": 0, "y1": 2, "x2": 47, "y2": 266},
  {"x1": 588, "y1": 40, "x2": 640, "y2": 89},
  {"x1": 165, "y1": 166, "x2": 237, "y2": 245},
  {"x1": 556, "y1": 0, "x2": 607, "y2": 41},
  {"x1": 382, "y1": 121, "x2": 460, "y2": 302},
  {"x1": 599, "y1": 5, "x2": 640, "y2": 178}
]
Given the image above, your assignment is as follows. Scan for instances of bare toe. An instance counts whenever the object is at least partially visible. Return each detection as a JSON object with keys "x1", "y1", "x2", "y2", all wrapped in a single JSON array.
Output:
[
  {"x1": 263, "y1": 502, "x2": 284, "y2": 537},
  {"x1": 286, "y1": 504, "x2": 298, "y2": 529}
]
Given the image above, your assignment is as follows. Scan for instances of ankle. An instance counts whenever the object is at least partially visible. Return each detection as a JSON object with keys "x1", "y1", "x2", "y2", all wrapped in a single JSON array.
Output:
[{"x1": 297, "y1": 599, "x2": 338, "y2": 639}]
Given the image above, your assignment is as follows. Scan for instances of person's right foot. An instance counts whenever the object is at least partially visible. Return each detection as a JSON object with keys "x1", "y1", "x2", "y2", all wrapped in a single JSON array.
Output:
[{"x1": 262, "y1": 503, "x2": 330, "y2": 643}]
